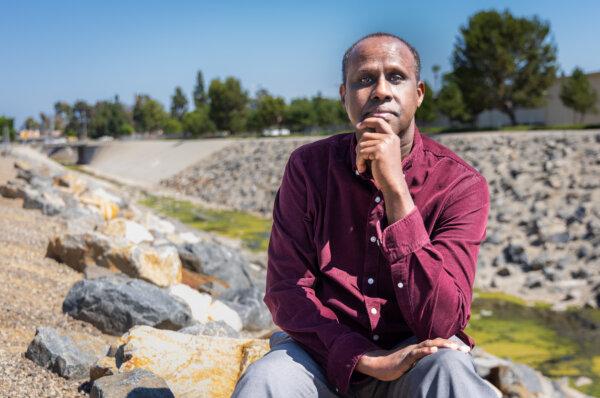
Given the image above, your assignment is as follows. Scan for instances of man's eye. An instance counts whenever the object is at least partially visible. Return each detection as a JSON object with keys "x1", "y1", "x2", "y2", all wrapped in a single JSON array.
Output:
[
  {"x1": 389, "y1": 74, "x2": 404, "y2": 83},
  {"x1": 359, "y1": 76, "x2": 373, "y2": 85}
]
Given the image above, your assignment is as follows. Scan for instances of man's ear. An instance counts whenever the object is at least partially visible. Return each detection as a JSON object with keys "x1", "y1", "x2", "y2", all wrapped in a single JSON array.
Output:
[
  {"x1": 416, "y1": 80, "x2": 425, "y2": 107},
  {"x1": 339, "y1": 84, "x2": 346, "y2": 106}
]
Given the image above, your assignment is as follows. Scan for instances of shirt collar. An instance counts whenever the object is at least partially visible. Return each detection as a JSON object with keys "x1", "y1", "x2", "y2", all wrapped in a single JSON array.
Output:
[{"x1": 348, "y1": 125, "x2": 423, "y2": 181}]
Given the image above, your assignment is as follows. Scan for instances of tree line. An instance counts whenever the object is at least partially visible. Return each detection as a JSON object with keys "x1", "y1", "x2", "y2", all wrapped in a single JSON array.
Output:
[
  {"x1": 8, "y1": 9, "x2": 599, "y2": 140},
  {"x1": 19, "y1": 71, "x2": 349, "y2": 139}
]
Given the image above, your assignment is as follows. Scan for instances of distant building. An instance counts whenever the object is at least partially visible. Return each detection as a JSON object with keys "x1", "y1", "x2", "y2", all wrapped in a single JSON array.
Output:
[
  {"x1": 262, "y1": 128, "x2": 291, "y2": 136},
  {"x1": 18, "y1": 129, "x2": 63, "y2": 141},
  {"x1": 474, "y1": 71, "x2": 600, "y2": 127}
]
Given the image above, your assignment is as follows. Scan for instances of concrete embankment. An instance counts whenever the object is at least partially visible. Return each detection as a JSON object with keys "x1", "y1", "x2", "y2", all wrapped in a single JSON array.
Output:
[{"x1": 84, "y1": 138, "x2": 236, "y2": 188}]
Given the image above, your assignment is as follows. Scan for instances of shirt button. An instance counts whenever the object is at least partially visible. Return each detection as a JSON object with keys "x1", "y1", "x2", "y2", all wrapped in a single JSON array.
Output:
[
  {"x1": 397, "y1": 282, "x2": 404, "y2": 288},
  {"x1": 370, "y1": 236, "x2": 377, "y2": 243},
  {"x1": 370, "y1": 307, "x2": 378, "y2": 315},
  {"x1": 367, "y1": 277, "x2": 374, "y2": 285},
  {"x1": 375, "y1": 196, "x2": 381, "y2": 203},
  {"x1": 373, "y1": 334, "x2": 380, "y2": 341}
]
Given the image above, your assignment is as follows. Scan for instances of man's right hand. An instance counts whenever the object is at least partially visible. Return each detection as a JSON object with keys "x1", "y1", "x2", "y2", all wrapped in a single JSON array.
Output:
[{"x1": 355, "y1": 338, "x2": 470, "y2": 381}]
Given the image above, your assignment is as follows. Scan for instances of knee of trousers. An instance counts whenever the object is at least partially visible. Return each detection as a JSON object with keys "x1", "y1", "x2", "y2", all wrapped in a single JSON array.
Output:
[
  {"x1": 233, "y1": 347, "x2": 325, "y2": 396},
  {"x1": 414, "y1": 347, "x2": 474, "y2": 375}
]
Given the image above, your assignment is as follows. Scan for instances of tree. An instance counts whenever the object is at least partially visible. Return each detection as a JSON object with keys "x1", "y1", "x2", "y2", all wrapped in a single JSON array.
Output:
[
  {"x1": 170, "y1": 86, "x2": 189, "y2": 120},
  {"x1": 208, "y1": 77, "x2": 249, "y2": 133},
  {"x1": 0, "y1": 116, "x2": 15, "y2": 141},
  {"x1": 452, "y1": 10, "x2": 558, "y2": 125},
  {"x1": 432, "y1": 64, "x2": 441, "y2": 93},
  {"x1": 182, "y1": 107, "x2": 215, "y2": 137},
  {"x1": 560, "y1": 67, "x2": 598, "y2": 124},
  {"x1": 415, "y1": 81, "x2": 437, "y2": 124},
  {"x1": 247, "y1": 89, "x2": 286, "y2": 132},
  {"x1": 89, "y1": 96, "x2": 133, "y2": 138},
  {"x1": 132, "y1": 94, "x2": 168, "y2": 133},
  {"x1": 39, "y1": 112, "x2": 52, "y2": 132},
  {"x1": 23, "y1": 116, "x2": 40, "y2": 130},
  {"x1": 193, "y1": 70, "x2": 208, "y2": 109},
  {"x1": 312, "y1": 93, "x2": 347, "y2": 128},
  {"x1": 284, "y1": 98, "x2": 317, "y2": 132},
  {"x1": 436, "y1": 73, "x2": 473, "y2": 125},
  {"x1": 71, "y1": 100, "x2": 93, "y2": 139},
  {"x1": 163, "y1": 118, "x2": 183, "y2": 134},
  {"x1": 54, "y1": 101, "x2": 72, "y2": 132}
]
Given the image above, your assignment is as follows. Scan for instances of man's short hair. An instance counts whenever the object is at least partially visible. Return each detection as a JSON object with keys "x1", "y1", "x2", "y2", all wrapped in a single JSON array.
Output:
[{"x1": 342, "y1": 32, "x2": 421, "y2": 85}]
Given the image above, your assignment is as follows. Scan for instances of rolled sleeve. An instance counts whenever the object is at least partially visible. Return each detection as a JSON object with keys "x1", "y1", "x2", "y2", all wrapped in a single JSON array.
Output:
[{"x1": 380, "y1": 206, "x2": 430, "y2": 264}]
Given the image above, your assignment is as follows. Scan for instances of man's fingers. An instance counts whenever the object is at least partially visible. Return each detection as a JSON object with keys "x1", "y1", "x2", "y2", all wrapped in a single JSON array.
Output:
[
  {"x1": 356, "y1": 117, "x2": 395, "y2": 135},
  {"x1": 416, "y1": 338, "x2": 468, "y2": 352},
  {"x1": 406, "y1": 346, "x2": 436, "y2": 366}
]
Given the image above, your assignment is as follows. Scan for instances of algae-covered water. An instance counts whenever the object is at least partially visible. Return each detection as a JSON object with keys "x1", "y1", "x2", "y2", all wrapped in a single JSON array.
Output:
[
  {"x1": 141, "y1": 194, "x2": 600, "y2": 396},
  {"x1": 470, "y1": 291, "x2": 600, "y2": 396}
]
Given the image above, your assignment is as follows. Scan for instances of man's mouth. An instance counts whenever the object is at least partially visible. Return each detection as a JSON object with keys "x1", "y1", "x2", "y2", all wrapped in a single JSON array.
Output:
[{"x1": 362, "y1": 110, "x2": 398, "y2": 121}]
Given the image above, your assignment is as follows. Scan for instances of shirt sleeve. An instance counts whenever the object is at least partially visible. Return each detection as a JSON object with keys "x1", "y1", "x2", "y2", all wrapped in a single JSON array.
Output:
[
  {"x1": 264, "y1": 151, "x2": 380, "y2": 394},
  {"x1": 379, "y1": 173, "x2": 490, "y2": 343}
]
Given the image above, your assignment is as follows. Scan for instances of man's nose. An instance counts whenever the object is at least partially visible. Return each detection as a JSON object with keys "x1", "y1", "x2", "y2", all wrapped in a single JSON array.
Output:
[{"x1": 371, "y1": 77, "x2": 392, "y2": 101}]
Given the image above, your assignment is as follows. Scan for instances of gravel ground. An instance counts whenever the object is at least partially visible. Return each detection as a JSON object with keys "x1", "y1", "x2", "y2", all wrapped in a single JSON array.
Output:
[{"x1": 0, "y1": 156, "x2": 114, "y2": 397}]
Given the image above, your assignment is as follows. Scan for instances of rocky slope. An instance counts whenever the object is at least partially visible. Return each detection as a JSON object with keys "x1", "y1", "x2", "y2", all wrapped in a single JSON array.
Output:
[
  {"x1": 0, "y1": 144, "x2": 594, "y2": 397},
  {"x1": 162, "y1": 130, "x2": 600, "y2": 309}
]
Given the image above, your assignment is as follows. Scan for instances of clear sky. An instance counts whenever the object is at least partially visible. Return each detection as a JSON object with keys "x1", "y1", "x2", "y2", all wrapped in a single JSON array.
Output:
[{"x1": 2, "y1": 0, "x2": 599, "y2": 126}]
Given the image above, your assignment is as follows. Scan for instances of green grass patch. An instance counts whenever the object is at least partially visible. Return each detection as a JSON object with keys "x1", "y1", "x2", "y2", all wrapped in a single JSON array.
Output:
[
  {"x1": 469, "y1": 292, "x2": 600, "y2": 396},
  {"x1": 139, "y1": 194, "x2": 272, "y2": 252}
]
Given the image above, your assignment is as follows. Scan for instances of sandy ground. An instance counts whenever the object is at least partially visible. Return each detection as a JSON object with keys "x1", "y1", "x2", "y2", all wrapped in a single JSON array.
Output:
[{"x1": 0, "y1": 156, "x2": 115, "y2": 397}]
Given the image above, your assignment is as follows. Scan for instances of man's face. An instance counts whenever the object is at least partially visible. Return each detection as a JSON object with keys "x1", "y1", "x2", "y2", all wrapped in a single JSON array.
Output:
[{"x1": 340, "y1": 36, "x2": 425, "y2": 136}]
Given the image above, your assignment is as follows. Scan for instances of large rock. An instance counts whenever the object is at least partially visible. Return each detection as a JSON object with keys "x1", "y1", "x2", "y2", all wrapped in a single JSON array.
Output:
[
  {"x1": 48, "y1": 232, "x2": 182, "y2": 287},
  {"x1": 100, "y1": 218, "x2": 154, "y2": 244},
  {"x1": 102, "y1": 244, "x2": 183, "y2": 287},
  {"x1": 177, "y1": 240, "x2": 255, "y2": 295},
  {"x1": 25, "y1": 327, "x2": 103, "y2": 380},
  {"x1": 220, "y1": 286, "x2": 274, "y2": 331},
  {"x1": 62, "y1": 276, "x2": 192, "y2": 335},
  {"x1": 22, "y1": 187, "x2": 66, "y2": 216},
  {"x1": 178, "y1": 321, "x2": 239, "y2": 338},
  {"x1": 90, "y1": 368, "x2": 174, "y2": 398},
  {"x1": 488, "y1": 362, "x2": 579, "y2": 398},
  {"x1": 115, "y1": 326, "x2": 269, "y2": 398},
  {"x1": 0, "y1": 179, "x2": 26, "y2": 199},
  {"x1": 168, "y1": 284, "x2": 212, "y2": 323},
  {"x1": 207, "y1": 300, "x2": 243, "y2": 332},
  {"x1": 47, "y1": 232, "x2": 113, "y2": 272}
]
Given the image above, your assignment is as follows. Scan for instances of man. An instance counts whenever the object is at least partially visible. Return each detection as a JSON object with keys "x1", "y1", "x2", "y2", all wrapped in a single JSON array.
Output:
[{"x1": 233, "y1": 33, "x2": 497, "y2": 397}]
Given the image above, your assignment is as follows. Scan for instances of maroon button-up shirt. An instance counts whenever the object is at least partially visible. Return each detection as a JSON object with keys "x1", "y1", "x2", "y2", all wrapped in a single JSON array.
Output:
[{"x1": 264, "y1": 127, "x2": 490, "y2": 393}]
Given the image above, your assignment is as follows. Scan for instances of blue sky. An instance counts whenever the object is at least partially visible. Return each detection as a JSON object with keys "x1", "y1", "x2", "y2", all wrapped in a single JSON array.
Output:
[{"x1": 2, "y1": 0, "x2": 599, "y2": 126}]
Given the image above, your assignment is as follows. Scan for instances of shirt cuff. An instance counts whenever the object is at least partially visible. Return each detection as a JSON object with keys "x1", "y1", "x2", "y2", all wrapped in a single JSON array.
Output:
[
  {"x1": 326, "y1": 332, "x2": 379, "y2": 394},
  {"x1": 380, "y1": 206, "x2": 430, "y2": 263}
]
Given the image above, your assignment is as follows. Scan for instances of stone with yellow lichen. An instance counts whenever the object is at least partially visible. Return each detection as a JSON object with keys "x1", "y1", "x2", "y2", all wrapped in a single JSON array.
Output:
[
  {"x1": 115, "y1": 326, "x2": 269, "y2": 398},
  {"x1": 101, "y1": 243, "x2": 182, "y2": 287}
]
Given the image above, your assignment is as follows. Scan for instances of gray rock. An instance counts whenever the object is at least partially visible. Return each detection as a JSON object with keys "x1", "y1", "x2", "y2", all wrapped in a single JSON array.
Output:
[
  {"x1": 177, "y1": 240, "x2": 255, "y2": 295},
  {"x1": 503, "y1": 243, "x2": 529, "y2": 266},
  {"x1": 178, "y1": 321, "x2": 240, "y2": 338},
  {"x1": 24, "y1": 327, "x2": 99, "y2": 380},
  {"x1": 22, "y1": 187, "x2": 65, "y2": 216},
  {"x1": 0, "y1": 179, "x2": 26, "y2": 199},
  {"x1": 62, "y1": 275, "x2": 192, "y2": 335},
  {"x1": 220, "y1": 286, "x2": 274, "y2": 331},
  {"x1": 488, "y1": 362, "x2": 568, "y2": 398},
  {"x1": 90, "y1": 368, "x2": 174, "y2": 398}
]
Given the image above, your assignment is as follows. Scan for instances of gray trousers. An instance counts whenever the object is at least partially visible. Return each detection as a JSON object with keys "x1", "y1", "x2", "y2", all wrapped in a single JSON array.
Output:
[{"x1": 232, "y1": 332, "x2": 499, "y2": 398}]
